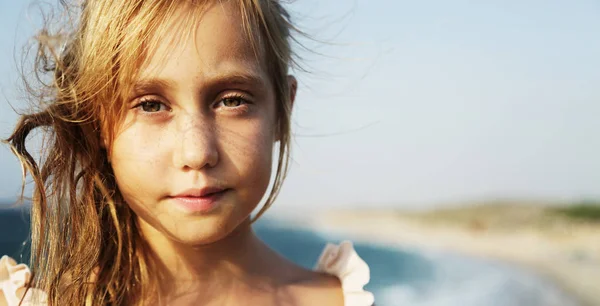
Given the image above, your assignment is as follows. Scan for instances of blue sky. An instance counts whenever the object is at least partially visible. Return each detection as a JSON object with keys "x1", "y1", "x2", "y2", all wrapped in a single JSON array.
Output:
[{"x1": 0, "y1": 0, "x2": 599, "y2": 210}]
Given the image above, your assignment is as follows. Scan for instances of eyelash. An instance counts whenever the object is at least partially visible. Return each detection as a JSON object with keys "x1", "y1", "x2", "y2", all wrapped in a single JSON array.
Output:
[
  {"x1": 134, "y1": 98, "x2": 171, "y2": 114},
  {"x1": 132, "y1": 93, "x2": 251, "y2": 115},
  {"x1": 215, "y1": 94, "x2": 251, "y2": 110}
]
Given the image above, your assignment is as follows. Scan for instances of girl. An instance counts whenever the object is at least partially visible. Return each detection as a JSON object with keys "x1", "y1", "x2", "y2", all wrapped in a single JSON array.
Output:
[{"x1": 0, "y1": 0, "x2": 374, "y2": 305}]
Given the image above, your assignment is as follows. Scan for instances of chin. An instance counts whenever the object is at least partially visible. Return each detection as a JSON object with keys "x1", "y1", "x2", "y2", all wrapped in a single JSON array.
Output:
[
  {"x1": 159, "y1": 207, "x2": 251, "y2": 246},
  {"x1": 127, "y1": 191, "x2": 259, "y2": 247},
  {"x1": 175, "y1": 223, "x2": 235, "y2": 245}
]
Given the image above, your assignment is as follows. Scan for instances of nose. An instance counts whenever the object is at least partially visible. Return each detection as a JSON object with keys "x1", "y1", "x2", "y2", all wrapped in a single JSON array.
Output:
[{"x1": 172, "y1": 113, "x2": 219, "y2": 171}]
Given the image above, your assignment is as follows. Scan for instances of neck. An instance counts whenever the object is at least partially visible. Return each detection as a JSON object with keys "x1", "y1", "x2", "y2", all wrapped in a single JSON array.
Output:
[{"x1": 137, "y1": 218, "x2": 295, "y2": 304}]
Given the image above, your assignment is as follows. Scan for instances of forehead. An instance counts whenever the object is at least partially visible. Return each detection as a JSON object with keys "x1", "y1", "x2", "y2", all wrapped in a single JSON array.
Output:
[{"x1": 134, "y1": 1, "x2": 268, "y2": 86}]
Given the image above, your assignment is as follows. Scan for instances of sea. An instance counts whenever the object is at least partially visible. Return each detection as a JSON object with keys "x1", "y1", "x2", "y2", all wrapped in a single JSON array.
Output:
[{"x1": 0, "y1": 205, "x2": 581, "y2": 306}]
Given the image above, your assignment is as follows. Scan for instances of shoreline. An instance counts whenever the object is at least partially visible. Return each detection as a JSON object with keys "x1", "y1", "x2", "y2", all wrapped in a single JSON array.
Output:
[{"x1": 291, "y1": 206, "x2": 600, "y2": 306}]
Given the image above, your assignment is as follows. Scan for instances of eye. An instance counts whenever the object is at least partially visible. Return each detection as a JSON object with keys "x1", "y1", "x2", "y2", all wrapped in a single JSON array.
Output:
[
  {"x1": 135, "y1": 99, "x2": 170, "y2": 113},
  {"x1": 218, "y1": 95, "x2": 249, "y2": 108}
]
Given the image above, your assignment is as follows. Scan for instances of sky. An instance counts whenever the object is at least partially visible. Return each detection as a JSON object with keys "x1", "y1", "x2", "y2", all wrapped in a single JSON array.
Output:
[{"x1": 0, "y1": 0, "x2": 599, "y2": 211}]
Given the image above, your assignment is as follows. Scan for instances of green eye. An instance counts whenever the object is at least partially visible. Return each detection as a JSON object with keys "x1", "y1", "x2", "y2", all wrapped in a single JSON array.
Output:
[
  {"x1": 139, "y1": 101, "x2": 166, "y2": 112},
  {"x1": 222, "y1": 97, "x2": 244, "y2": 107}
]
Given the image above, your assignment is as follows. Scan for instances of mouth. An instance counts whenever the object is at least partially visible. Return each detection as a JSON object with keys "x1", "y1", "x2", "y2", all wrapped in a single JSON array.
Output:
[
  {"x1": 172, "y1": 187, "x2": 228, "y2": 198},
  {"x1": 169, "y1": 188, "x2": 230, "y2": 213}
]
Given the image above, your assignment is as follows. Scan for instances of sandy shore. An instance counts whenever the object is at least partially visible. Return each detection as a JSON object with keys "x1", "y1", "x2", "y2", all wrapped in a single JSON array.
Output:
[{"x1": 295, "y1": 204, "x2": 600, "y2": 306}]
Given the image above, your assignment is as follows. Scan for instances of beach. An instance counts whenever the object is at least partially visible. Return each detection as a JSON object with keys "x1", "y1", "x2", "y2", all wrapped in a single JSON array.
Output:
[
  {"x1": 299, "y1": 203, "x2": 600, "y2": 306},
  {"x1": 1, "y1": 203, "x2": 594, "y2": 305}
]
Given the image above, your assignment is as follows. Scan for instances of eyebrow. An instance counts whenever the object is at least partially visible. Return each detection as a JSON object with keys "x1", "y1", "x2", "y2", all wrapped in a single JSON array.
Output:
[
  {"x1": 204, "y1": 72, "x2": 269, "y2": 91},
  {"x1": 130, "y1": 78, "x2": 177, "y2": 97},
  {"x1": 130, "y1": 72, "x2": 269, "y2": 98}
]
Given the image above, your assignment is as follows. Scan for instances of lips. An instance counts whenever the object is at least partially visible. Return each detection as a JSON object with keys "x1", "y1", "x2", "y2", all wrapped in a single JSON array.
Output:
[
  {"x1": 171, "y1": 187, "x2": 227, "y2": 198},
  {"x1": 169, "y1": 187, "x2": 229, "y2": 213}
]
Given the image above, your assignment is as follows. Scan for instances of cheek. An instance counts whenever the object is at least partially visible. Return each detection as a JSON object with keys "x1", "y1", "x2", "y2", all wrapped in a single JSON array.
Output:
[
  {"x1": 223, "y1": 121, "x2": 273, "y2": 172},
  {"x1": 219, "y1": 119, "x2": 275, "y2": 196},
  {"x1": 109, "y1": 124, "x2": 171, "y2": 198}
]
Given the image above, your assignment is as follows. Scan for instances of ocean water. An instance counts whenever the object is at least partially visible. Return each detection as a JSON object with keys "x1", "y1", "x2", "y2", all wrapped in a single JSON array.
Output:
[
  {"x1": 0, "y1": 206, "x2": 580, "y2": 306},
  {"x1": 0, "y1": 207, "x2": 31, "y2": 263},
  {"x1": 255, "y1": 220, "x2": 580, "y2": 306}
]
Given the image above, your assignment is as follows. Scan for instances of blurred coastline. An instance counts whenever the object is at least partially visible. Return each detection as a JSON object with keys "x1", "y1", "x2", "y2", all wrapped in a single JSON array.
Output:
[
  {"x1": 2, "y1": 200, "x2": 599, "y2": 305},
  {"x1": 297, "y1": 201, "x2": 600, "y2": 306}
]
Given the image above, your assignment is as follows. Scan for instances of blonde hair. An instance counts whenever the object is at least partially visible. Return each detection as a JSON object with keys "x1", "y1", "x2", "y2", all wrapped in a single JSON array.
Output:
[{"x1": 5, "y1": 0, "x2": 298, "y2": 304}]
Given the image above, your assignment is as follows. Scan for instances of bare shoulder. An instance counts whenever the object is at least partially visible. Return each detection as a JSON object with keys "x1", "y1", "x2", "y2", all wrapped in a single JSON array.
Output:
[
  {"x1": 260, "y1": 243, "x2": 346, "y2": 306},
  {"x1": 281, "y1": 269, "x2": 345, "y2": 306}
]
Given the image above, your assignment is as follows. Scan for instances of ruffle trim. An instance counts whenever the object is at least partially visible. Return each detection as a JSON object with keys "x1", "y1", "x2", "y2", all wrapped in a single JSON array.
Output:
[
  {"x1": 0, "y1": 256, "x2": 47, "y2": 306},
  {"x1": 315, "y1": 241, "x2": 375, "y2": 306}
]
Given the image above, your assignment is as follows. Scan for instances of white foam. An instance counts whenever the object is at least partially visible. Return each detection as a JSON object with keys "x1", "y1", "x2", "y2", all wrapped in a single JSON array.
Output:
[{"x1": 373, "y1": 253, "x2": 580, "y2": 306}]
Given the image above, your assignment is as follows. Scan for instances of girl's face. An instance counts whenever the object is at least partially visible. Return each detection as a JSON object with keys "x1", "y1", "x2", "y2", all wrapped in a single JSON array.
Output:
[{"x1": 109, "y1": 2, "x2": 281, "y2": 245}]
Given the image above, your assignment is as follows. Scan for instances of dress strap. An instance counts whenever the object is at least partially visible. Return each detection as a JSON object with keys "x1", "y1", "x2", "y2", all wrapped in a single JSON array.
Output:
[{"x1": 315, "y1": 241, "x2": 375, "y2": 306}]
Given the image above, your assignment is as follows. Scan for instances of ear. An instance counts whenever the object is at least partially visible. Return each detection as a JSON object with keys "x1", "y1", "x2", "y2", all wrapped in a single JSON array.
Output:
[
  {"x1": 275, "y1": 75, "x2": 297, "y2": 142},
  {"x1": 99, "y1": 130, "x2": 111, "y2": 162},
  {"x1": 100, "y1": 135, "x2": 107, "y2": 149},
  {"x1": 288, "y1": 75, "x2": 297, "y2": 108}
]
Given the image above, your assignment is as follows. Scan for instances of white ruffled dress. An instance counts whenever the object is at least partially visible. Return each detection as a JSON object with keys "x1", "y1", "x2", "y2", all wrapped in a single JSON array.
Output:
[{"x1": 1, "y1": 241, "x2": 374, "y2": 306}]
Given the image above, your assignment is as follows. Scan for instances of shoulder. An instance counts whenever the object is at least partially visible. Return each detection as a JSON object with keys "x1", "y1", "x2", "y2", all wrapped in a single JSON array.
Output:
[
  {"x1": 282, "y1": 271, "x2": 345, "y2": 306},
  {"x1": 313, "y1": 241, "x2": 375, "y2": 306}
]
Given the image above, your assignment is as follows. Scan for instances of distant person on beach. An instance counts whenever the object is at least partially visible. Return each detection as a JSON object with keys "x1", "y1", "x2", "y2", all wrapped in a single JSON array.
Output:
[{"x1": 0, "y1": 0, "x2": 373, "y2": 305}]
